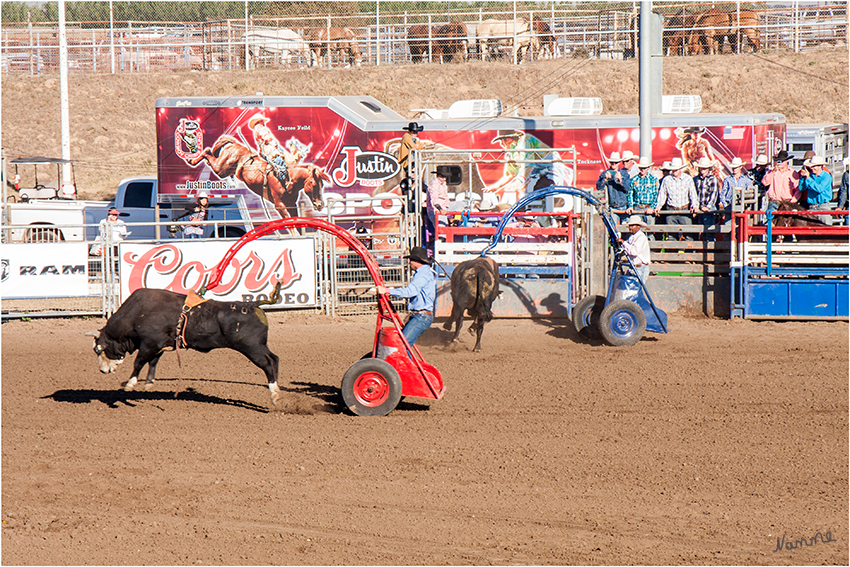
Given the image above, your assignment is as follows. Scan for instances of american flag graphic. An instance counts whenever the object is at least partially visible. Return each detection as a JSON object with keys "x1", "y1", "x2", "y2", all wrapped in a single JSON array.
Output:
[{"x1": 724, "y1": 126, "x2": 745, "y2": 140}]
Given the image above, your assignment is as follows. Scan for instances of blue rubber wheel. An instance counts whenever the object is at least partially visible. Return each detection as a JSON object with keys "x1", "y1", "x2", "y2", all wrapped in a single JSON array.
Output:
[{"x1": 599, "y1": 299, "x2": 646, "y2": 347}]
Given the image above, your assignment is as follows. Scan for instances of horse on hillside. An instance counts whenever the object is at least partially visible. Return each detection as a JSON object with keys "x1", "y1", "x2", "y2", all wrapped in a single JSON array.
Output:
[
  {"x1": 242, "y1": 28, "x2": 316, "y2": 68},
  {"x1": 688, "y1": 8, "x2": 760, "y2": 54},
  {"x1": 531, "y1": 16, "x2": 556, "y2": 59},
  {"x1": 185, "y1": 135, "x2": 325, "y2": 218},
  {"x1": 434, "y1": 21, "x2": 468, "y2": 63},
  {"x1": 307, "y1": 27, "x2": 361, "y2": 67},
  {"x1": 476, "y1": 18, "x2": 534, "y2": 62}
]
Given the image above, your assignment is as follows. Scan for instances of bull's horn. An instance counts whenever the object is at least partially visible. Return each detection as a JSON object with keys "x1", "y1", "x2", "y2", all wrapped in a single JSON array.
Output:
[{"x1": 84, "y1": 332, "x2": 99, "y2": 337}]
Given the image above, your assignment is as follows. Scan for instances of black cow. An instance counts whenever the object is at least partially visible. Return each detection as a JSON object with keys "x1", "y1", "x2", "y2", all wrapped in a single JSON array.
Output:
[
  {"x1": 90, "y1": 285, "x2": 282, "y2": 405},
  {"x1": 443, "y1": 257, "x2": 500, "y2": 352}
]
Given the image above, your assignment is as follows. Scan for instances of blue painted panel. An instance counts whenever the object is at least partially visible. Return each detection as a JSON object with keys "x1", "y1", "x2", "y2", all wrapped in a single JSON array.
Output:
[
  {"x1": 837, "y1": 282, "x2": 849, "y2": 316},
  {"x1": 749, "y1": 281, "x2": 790, "y2": 317},
  {"x1": 789, "y1": 282, "x2": 840, "y2": 317}
]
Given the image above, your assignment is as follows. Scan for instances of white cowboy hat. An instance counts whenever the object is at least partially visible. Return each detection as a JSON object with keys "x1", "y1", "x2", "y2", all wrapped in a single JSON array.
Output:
[
  {"x1": 607, "y1": 151, "x2": 622, "y2": 163},
  {"x1": 669, "y1": 157, "x2": 688, "y2": 171},
  {"x1": 729, "y1": 157, "x2": 744, "y2": 169},
  {"x1": 247, "y1": 114, "x2": 270, "y2": 129},
  {"x1": 636, "y1": 156, "x2": 653, "y2": 169},
  {"x1": 197, "y1": 191, "x2": 209, "y2": 199},
  {"x1": 695, "y1": 157, "x2": 715, "y2": 169},
  {"x1": 660, "y1": 161, "x2": 672, "y2": 171},
  {"x1": 626, "y1": 215, "x2": 647, "y2": 228},
  {"x1": 478, "y1": 192, "x2": 499, "y2": 211},
  {"x1": 807, "y1": 155, "x2": 827, "y2": 167},
  {"x1": 754, "y1": 154, "x2": 769, "y2": 166},
  {"x1": 621, "y1": 150, "x2": 636, "y2": 161}
]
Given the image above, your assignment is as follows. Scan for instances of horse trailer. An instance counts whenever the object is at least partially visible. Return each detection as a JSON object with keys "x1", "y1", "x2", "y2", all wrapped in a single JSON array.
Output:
[{"x1": 785, "y1": 122, "x2": 848, "y2": 191}]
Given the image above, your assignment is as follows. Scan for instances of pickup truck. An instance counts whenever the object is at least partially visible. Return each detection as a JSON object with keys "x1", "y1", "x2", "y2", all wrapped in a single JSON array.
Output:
[{"x1": 3, "y1": 176, "x2": 254, "y2": 244}]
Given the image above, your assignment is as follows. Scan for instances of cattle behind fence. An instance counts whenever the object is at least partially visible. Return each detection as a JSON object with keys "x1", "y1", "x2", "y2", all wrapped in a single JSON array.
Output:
[{"x1": 1, "y1": 1, "x2": 846, "y2": 74}]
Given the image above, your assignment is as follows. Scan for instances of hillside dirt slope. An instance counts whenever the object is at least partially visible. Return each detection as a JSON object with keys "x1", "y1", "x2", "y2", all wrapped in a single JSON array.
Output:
[
  {"x1": 1, "y1": 50, "x2": 847, "y2": 199},
  {"x1": 2, "y1": 312, "x2": 848, "y2": 565}
]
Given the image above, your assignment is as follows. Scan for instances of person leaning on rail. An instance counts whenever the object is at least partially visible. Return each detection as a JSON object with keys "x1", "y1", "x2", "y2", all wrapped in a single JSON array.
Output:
[{"x1": 799, "y1": 155, "x2": 834, "y2": 225}]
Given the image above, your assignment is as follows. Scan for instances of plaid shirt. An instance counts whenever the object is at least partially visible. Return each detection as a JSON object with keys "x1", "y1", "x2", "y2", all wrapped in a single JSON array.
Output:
[
  {"x1": 694, "y1": 173, "x2": 719, "y2": 209},
  {"x1": 657, "y1": 173, "x2": 698, "y2": 210},
  {"x1": 628, "y1": 172, "x2": 659, "y2": 208}
]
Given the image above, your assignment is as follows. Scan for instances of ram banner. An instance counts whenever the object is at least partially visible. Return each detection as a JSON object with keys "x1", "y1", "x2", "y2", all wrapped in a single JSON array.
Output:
[
  {"x1": 0, "y1": 242, "x2": 89, "y2": 299},
  {"x1": 118, "y1": 238, "x2": 317, "y2": 307}
]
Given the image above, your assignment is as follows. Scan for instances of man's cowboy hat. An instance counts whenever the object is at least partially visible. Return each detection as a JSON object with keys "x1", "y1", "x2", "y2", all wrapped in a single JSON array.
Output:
[
  {"x1": 660, "y1": 161, "x2": 672, "y2": 171},
  {"x1": 404, "y1": 246, "x2": 433, "y2": 265},
  {"x1": 607, "y1": 151, "x2": 622, "y2": 163},
  {"x1": 754, "y1": 154, "x2": 769, "y2": 166},
  {"x1": 196, "y1": 192, "x2": 209, "y2": 199},
  {"x1": 491, "y1": 129, "x2": 523, "y2": 143},
  {"x1": 774, "y1": 149, "x2": 792, "y2": 162},
  {"x1": 402, "y1": 122, "x2": 424, "y2": 133},
  {"x1": 248, "y1": 115, "x2": 270, "y2": 129},
  {"x1": 621, "y1": 150, "x2": 637, "y2": 161},
  {"x1": 626, "y1": 215, "x2": 647, "y2": 228},
  {"x1": 729, "y1": 157, "x2": 745, "y2": 169},
  {"x1": 807, "y1": 155, "x2": 827, "y2": 167},
  {"x1": 669, "y1": 157, "x2": 688, "y2": 171},
  {"x1": 636, "y1": 156, "x2": 653, "y2": 169},
  {"x1": 478, "y1": 192, "x2": 499, "y2": 211},
  {"x1": 695, "y1": 157, "x2": 715, "y2": 169}
]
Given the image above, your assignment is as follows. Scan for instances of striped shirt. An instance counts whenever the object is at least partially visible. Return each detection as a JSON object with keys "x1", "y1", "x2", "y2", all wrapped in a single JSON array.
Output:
[{"x1": 720, "y1": 173, "x2": 754, "y2": 209}]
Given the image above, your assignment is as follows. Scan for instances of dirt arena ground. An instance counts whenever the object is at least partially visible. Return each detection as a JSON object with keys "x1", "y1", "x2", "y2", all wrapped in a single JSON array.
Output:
[{"x1": 1, "y1": 311, "x2": 847, "y2": 565}]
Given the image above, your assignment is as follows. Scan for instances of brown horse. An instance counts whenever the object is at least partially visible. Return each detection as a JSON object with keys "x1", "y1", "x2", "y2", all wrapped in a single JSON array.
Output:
[
  {"x1": 307, "y1": 27, "x2": 361, "y2": 67},
  {"x1": 531, "y1": 16, "x2": 556, "y2": 59},
  {"x1": 287, "y1": 164, "x2": 331, "y2": 212},
  {"x1": 407, "y1": 23, "x2": 433, "y2": 63},
  {"x1": 688, "y1": 8, "x2": 730, "y2": 55},
  {"x1": 726, "y1": 9, "x2": 760, "y2": 52},
  {"x1": 186, "y1": 135, "x2": 324, "y2": 218},
  {"x1": 434, "y1": 21, "x2": 468, "y2": 63}
]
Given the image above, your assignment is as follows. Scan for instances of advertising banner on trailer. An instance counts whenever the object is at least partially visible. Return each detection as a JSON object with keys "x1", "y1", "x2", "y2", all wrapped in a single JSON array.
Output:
[{"x1": 156, "y1": 96, "x2": 785, "y2": 215}]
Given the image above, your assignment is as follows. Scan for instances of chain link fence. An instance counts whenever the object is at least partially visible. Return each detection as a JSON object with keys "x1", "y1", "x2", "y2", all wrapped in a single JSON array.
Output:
[{"x1": 1, "y1": 1, "x2": 846, "y2": 74}]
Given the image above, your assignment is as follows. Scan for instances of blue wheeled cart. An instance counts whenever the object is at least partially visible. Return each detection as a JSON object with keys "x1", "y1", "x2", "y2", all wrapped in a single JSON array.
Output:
[{"x1": 481, "y1": 186, "x2": 668, "y2": 346}]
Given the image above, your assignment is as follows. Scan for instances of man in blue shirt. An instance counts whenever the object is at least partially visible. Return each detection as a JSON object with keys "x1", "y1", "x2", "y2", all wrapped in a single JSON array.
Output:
[
  {"x1": 377, "y1": 246, "x2": 437, "y2": 346},
  {"x1": 597, "y1": 151, "x2": 630, "y2": 224},
  {"x1": 799, "y1": 156, "x2": 835, "y2": 225}
]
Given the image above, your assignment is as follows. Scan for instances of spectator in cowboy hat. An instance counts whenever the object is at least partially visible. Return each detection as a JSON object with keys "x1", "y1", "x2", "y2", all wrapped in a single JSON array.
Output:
[
  {"x1": 376, "y1": 246, "x2": 436, "y2": 346},
  {"x1": 763, "y1": 149, "x2": 801, "y2": 216},
  {"x1": 799, "y1": 155, "x2": 834, "y2": 223},
  {"x1": 617, "y1": 215, "x2": 651, "y2": 284},
  {"x1": 749, "y1": 154, "x2": 771, "y2": 211},
  {"x1": 597, "y1": 151, "x2": 630, "y2": 224},
  {"x1": 720, "y1": 156, "x2": 754, "y2": 213},
  {"x1": 398, "y1": 122, "x2": 425, "y2": 177},
  {"x1": 626, "y1": 156, "x2": 660, "y2": 238},
  {"x1": 90, "y1": 207, "x2": 130, "y2": 256},
  {"x1": 621, "y1": 150, "x2": 639, "y2": 177},
  {"x1": 656, "y1": 157, "x2": 698, "y2": 240},
  {"x1": 693, "y1": 157, "x2": 720, "y2": 241}
]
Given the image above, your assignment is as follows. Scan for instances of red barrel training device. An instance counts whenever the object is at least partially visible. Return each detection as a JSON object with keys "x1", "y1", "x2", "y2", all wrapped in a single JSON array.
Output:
[{"x1": 203, "y1": 217, "x2": 445, "y2": 416}]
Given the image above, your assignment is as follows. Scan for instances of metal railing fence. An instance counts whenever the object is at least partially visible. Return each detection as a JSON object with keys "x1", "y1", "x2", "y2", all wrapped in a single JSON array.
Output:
[{"x1": 2, "y1": 1, "x2": 846, "y2": 74}]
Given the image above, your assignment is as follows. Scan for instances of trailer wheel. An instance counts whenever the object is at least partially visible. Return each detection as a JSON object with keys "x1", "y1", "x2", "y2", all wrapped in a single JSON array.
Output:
[
  {"x1": 341, "y1": 358, "x2": 402, "y2": 416},
  {"x1": 599, "y1": 300, "x2": 646, "y2": 347},
  {"x1": 573, "y1": 295, "x2": 605, "y2": 340}
]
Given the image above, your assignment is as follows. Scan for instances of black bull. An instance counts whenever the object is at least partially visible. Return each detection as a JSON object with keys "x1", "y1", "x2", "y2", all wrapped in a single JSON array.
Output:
[
  {"x1": 443, "y1": 257, "x2": 500, "y2": 352},
  {"x1": 90, "y1": 285, "x2": 283, "y2": 405}
]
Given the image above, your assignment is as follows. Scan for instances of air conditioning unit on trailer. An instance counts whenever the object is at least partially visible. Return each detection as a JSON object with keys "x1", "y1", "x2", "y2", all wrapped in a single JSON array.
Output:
[
  {"x1": 662, "y1": 95, "x2": 702, "y2": 114},
  {"x1": 447, "y1": 99, "x2": 503, "y2": 118},
  {"x1": 546, "y1": 97, "x2": 603, "y2": 116}
]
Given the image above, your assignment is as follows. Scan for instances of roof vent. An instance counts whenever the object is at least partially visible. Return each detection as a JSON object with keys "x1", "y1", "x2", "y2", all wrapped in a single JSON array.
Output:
[
  {"x1": 447, "y1": 99, "x2": 503, "y2": 118},
  {"x1": 662, "y1": 95, "x2": 702, "y2": 114},
  {"x1": 546, "y1": 97, "x2": 603, "y2": 116}
]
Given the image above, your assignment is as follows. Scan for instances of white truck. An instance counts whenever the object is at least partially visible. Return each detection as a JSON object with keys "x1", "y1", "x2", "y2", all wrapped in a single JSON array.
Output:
[{"x1": 2, "y1": 176, "x2": 253, "y2": 244}]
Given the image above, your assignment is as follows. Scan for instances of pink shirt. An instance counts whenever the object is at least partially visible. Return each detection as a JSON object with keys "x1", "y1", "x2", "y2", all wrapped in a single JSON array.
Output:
[
  {"x1": 426, "y1": 176, "x2": 449, "y2": 214},
  {"x1": 763, "y1": 166, "x2": 801, "y2": 202}
]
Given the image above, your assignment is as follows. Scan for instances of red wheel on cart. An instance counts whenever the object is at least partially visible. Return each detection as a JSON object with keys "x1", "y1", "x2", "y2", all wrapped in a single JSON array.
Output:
[{"x1": 341, "y1": 358, "x2": 402, "y2": 416}]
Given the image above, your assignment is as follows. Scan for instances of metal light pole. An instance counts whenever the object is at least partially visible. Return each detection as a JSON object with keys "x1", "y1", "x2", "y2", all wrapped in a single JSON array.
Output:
[{"x1": 59, "y1": 0, "x2": 73, "y2": 193}]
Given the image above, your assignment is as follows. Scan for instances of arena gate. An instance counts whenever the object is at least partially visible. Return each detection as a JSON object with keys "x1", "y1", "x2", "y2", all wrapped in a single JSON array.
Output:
[{"x1": 730, "y1": 210, "x2": 849, "y2": 319}]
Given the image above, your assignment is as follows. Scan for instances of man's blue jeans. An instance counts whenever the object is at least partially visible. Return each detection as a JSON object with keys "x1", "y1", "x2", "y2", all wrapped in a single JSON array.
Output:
[{"x1": 402, "y1": 312, "x2": 434, "y2": 346}]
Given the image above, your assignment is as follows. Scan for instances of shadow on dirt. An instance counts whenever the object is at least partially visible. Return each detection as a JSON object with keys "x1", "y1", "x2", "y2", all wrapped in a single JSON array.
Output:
[
  {"x1": 44, "y1": 386, "x2": 271, "y2": 413},
  {"x1": 288, "y1": 380, "x2": 434, "y2": 414}
]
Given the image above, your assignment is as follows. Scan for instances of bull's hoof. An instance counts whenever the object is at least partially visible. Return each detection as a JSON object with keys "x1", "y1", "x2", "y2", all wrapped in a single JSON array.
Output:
[
  {"x1": 269, "y1": 382, "x2": 282, "y2": 406},
  {"x1": 442, "y1": 321, "x2": 453, "y2": 331},
  {"x1": 122, "y1": 376, "x2": 138, "y2": 392}
]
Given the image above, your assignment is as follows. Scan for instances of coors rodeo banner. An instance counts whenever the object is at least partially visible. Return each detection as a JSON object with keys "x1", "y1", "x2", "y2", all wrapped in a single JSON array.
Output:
[{"x1": 157, "y1": 98, "x2": 784, "y2": 218}]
